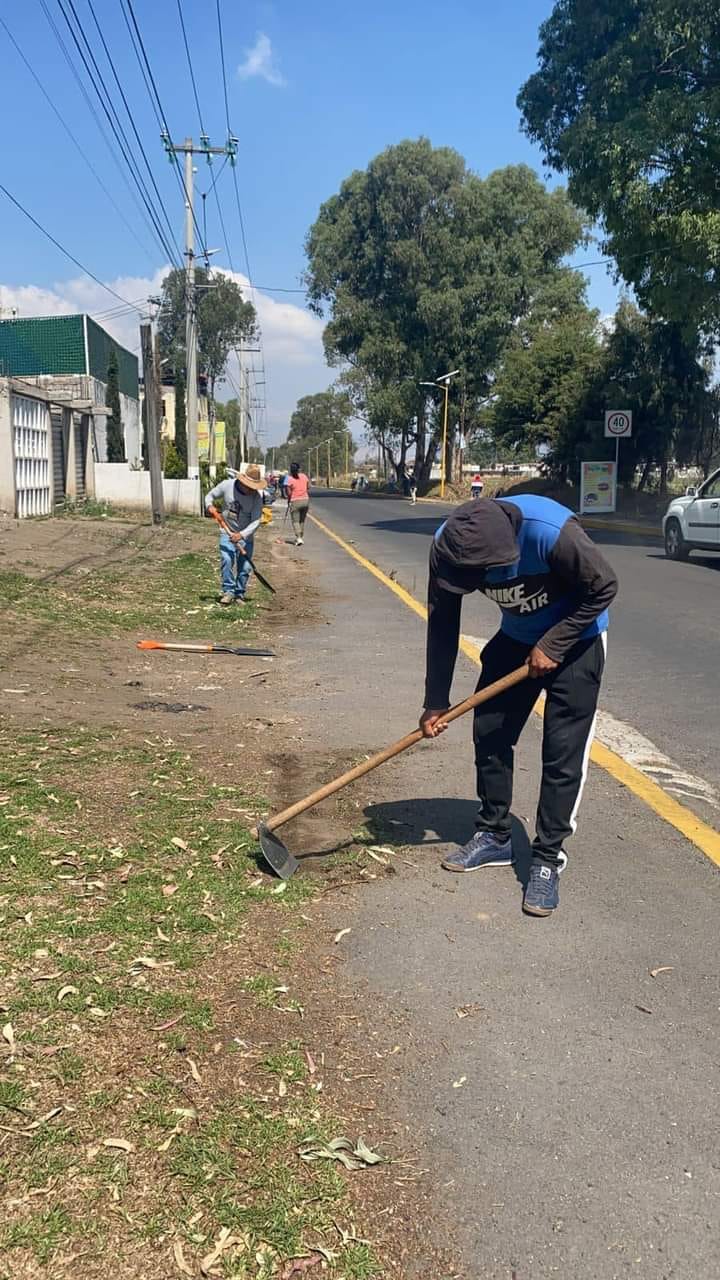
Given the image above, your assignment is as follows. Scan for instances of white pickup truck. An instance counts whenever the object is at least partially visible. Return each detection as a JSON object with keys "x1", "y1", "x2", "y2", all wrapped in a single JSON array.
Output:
[{"x1": 663, "y1": 466, "x2": 720, "y2": 559}]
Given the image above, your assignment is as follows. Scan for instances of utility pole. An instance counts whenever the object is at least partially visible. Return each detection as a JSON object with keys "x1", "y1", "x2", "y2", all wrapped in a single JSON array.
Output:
[
  {"x1": 140, "y1": 323, "x2": 165, "y2": 526},
  {"x1": 162, "y1": 133, "x2": 236, "y2": 480},
  {"x1": 238, "y1": 345, "x2": 246, "y2": 467}
]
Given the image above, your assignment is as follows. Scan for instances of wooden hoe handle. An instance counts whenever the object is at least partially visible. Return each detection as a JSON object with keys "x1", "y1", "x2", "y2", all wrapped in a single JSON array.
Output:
[{"x1": 266, "y1": 664, "x2": 530, "y2": 834}]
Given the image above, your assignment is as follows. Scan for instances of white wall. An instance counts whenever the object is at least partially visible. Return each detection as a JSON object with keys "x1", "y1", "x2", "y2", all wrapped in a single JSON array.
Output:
[
  {"x1": 87, "y1": 378, "x2": 141, "y2": 466},
  {"x1": 94, "y1": 463, "x2": 201, "y2": 515}
]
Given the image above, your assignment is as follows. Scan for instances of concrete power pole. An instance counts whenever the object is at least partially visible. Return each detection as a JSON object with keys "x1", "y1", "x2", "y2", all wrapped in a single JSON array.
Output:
[
  {"x1": 162, "y1": 133, "x2": 237, "y2": 481},
  {"x1": 183, "y1": 144, "x2": 198, "y2": 478},
  {"x1": 238, "y1": 345, "x2": 246, "y2": 467},
  {"x1": 140, "y1": 323, "x2": 165, "y2": 525}
]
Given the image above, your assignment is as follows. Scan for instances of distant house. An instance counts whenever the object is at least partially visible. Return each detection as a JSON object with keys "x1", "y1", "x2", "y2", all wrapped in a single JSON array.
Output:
[{"x1": 0, "y1": 313, "x2": 140, "y2": 466}]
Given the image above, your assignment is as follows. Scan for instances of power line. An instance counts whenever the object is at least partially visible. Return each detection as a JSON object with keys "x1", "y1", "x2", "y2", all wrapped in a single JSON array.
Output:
[
  {"x1": 174, "y1": 1, "x2": 234, "y2": 274},
  {"x1": 1, "y1": 14, "x2": 157, "y2": 266},
  {"x1": 83, "y1": 0, "x2": 182, "y2": 260},
  {"x1": 37, "y1": 0, "x2": 176, "y2": 266},
  {"x1": 0, "y1": 182, "x2": 145, "y2": 313},
  {"x1": 54, "y1": 0, "x2": 180, "y2": 265},
  {"x1": 121, "y1": 0, "x2": 209, "y2": 258},
  {"x1": 176, "y1": 0, "x2": 205, "y2": 133},
  {"x1": 216, "y1": 0, "x2": 268, "y2": 423},
  {"x1": 50, "y1": 0, "x2": 181, "y2": 267},
  {"x1": 215, "y1": 0, "x2": 232, "y2": 133}
]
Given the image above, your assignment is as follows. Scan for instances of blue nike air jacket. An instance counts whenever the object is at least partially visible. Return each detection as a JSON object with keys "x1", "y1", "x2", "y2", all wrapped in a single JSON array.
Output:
[{"x1": 424, "y1": 494, "x2": 618, "y2": 709}]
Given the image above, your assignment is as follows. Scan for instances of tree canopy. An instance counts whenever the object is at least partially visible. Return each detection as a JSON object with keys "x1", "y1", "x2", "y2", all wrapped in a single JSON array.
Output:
[
  {"x1": 305, "y1": 138, "x2": 586, "y2": 486},
  {"x1": 519, "y1": 1, "x2": 720, "y2": 336},
  {"x1": 283, "y1": 390, "x2": 355, "y2": 476},
  {"x1": 157, "y1": 268, "x2": 256, "y2": 399}
]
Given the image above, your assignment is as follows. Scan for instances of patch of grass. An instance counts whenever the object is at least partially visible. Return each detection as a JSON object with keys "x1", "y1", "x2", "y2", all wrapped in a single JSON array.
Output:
[
  {"x1": 57, "y1": 497, "x2": 116, "y2": 519},
  {"x1": 0, "y1": 518, "x2": 393, "y2": 1279},
  {"x1": 1, "y1": 1208, "x2": 74, "y2": 1264},
  {"x1": 342, "y1": 1242, "x2": 381, "y2": 1278},
  {"x1": 0, "y1": 1079, "x2": 27, "y2": 1113},
  {"x1": 0, "y1": 544, "x2": 265, "y2": 642},
  {"x1": 263, "y1": 1045, "x2": 306, "y2": 1082}
]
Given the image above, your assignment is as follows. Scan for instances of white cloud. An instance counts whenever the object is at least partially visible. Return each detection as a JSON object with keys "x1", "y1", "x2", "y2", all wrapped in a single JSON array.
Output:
[
  {"x1": 0, "y1": 266, "x2": 332, "y2": 445},
  {"x1": 237, "y1": 33, "x2": 285, "y2": 87}
]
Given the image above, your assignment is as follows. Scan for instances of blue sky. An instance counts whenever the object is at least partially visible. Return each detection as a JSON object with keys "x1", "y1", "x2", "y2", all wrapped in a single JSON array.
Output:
[{"x1": 0, "y1": 0, "x2": 620, "y2": 443}]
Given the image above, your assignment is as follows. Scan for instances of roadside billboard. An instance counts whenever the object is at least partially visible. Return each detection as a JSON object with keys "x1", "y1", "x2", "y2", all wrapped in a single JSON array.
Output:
[{"x1": 580, "y1": 460, "x2": 616, "y2": 514}]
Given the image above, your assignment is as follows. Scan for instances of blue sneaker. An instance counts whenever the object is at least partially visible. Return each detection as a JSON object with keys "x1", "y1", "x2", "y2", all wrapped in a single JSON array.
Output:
[
  {"x1": 523, "y1": 860, "x2": 560, "y2": 916},
  {"x1": 441, "y1": 830, "x2": 513, "y2": 873}
]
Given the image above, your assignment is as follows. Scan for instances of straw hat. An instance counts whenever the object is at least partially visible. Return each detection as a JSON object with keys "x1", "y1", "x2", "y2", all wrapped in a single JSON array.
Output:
[{"x1": 236, "y1": 464, "x2": 265, "y2": 492}]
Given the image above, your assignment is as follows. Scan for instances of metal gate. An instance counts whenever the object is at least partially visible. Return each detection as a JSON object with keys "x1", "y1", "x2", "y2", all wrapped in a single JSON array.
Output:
[
  {"x1": 51, "y1": 408, "x2": 66, "y2": 504},
  {"x1": 12, "y1": 392, "x2": 51, "y2": 517},
  {"x1": 73, "y1": 414, "x2": 87, "y2": 501}
]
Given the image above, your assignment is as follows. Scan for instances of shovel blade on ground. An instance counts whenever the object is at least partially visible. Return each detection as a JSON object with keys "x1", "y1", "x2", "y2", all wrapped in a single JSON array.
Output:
[{"x1": 257, "y1": 823, "x2": 300, "y2": 879}]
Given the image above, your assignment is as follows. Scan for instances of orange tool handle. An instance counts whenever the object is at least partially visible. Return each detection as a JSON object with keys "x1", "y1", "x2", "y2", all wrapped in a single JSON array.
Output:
[
  {"x1": 137, "y1": 640, "x2": 213, "y2": 652},
  {"x1": 208, "y1": 505, "x2": 232, "y2": 536}
]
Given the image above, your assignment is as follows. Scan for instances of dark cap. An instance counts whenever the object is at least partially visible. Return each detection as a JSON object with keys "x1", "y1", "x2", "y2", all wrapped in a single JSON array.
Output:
[{"x1": 433, "y1": 499, "x2": 519, "y2": 592}]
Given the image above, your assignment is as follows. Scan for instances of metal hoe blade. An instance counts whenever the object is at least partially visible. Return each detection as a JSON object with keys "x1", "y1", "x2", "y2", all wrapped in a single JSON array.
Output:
[{"x1": 257, "y1": 822, "x2": 300, "y2": 880}]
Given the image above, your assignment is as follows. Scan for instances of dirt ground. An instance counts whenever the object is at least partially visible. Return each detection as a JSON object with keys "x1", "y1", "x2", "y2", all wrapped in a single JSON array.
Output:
[{"x1": 0, "y1": 513, "x2": 459, "y2": 1279}]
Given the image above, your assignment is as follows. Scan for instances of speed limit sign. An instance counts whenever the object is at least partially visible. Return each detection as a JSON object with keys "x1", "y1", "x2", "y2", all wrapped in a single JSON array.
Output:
[{"x1": 604, "y1": 410, "x2": 632, "y2": 438}]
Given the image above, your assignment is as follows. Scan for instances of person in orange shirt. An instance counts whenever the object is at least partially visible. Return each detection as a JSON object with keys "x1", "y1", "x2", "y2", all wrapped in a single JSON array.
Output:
[{"x1": 285, "y1": 462, "x2": 311, "y2": 546}]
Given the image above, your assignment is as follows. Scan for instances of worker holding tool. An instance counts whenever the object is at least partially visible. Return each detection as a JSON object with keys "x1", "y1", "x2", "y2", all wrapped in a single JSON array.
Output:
[
  {"x1": 420, "y1": 495, "x2": 618, "y2": 917},
  {"x1": 205, "y1": 464, "x2": 265, "y2": 604},
  {"x1": 285, "y1": 461, "x2": 311, "y2": 546}
]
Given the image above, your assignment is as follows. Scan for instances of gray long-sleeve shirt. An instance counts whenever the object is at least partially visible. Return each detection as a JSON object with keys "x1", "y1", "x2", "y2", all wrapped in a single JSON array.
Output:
[{"x1": 204, "y1": 478, "x2": 262, "y2": 540}]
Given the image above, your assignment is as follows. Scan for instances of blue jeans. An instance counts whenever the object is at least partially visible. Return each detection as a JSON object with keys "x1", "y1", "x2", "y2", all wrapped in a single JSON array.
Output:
[{"x1": 219, "y1": 532, "x2": 254, "y2": 598}]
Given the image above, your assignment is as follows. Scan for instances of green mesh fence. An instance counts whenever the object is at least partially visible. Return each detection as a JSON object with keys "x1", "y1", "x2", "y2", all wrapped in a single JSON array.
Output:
[
  {"x1": 0, "y1": 315, "x2": 138, "y2": 400},
  {"x1": 0, "y1": 314, "x2": 85, "y2": 378}
]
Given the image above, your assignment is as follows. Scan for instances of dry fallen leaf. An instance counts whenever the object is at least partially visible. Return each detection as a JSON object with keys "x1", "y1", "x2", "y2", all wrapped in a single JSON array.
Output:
[
  {"x1": 57, "y1": 985, "x2": 79, "y2": 1003},
  {"x1": 365, "y1": 849, "x2": 388, "y2": 866},
  {"x1": 650, "y1": 966, "x2": 674, "y2": 979},
  {"x1": 171, "y1": 837, "x2": 188, "y2": 851},
  {"x1": 173, "y1": 1239, "x2": 193, "y2": 1276},
  {"x1": 452, "y1": 1076, "x2": 467, "y2": 1089},
  {"x1": 2, "y1": 1023, "x2": 16, "y2": 1054},
  {"x1": 334, "y1": 928, "x2": 351, "y2": 944},
  {"x1": 187, "y1": 1058, "x2": 202, "y2": 1084},
  {"x1": 162, "y1": 883, "x2": 179, "y2": 898},
  {"x1": 88, "y1": 1006, "x2": 110, "y2": 1018},
  {"x1": 278, "y1": 1078, "x2": 287, "y2": 1098},
  {"x1": 200, "y1": 1227, "x2": 241, "y2": 1275},
  {"x1": 102, "y1": 1137, "x2": 134, "y2": 1153}
]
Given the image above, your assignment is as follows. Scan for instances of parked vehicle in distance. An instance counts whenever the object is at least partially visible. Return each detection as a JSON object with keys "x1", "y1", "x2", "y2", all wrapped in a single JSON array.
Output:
[{"x1": 663, "y1": 467, "x2": 720, "y2": 559}]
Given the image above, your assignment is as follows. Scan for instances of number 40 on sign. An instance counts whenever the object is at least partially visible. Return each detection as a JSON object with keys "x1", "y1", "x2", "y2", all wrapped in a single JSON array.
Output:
[{"x1": 604, "y1": 410, "x2": 632, "y2": 438}]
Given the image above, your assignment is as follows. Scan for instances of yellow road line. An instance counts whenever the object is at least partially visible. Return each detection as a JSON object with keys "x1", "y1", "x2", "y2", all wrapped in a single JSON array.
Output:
[{"x1": 309, "y1": 512, "x2": 720, "y2": 869}]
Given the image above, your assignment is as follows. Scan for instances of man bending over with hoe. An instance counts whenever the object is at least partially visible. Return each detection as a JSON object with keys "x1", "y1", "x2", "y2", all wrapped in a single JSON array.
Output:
[
  {"x1": 205, "y1": 464, "x2": 264, "y2": 604},
  {"x1": 420, "y1": 494, "x2": 618, "y2": 917}
]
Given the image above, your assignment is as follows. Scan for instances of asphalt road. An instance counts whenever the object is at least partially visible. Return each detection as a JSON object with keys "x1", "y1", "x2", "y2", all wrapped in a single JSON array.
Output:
[
  {"x1": 286, "y1": 521, "x2": 720, "y2": 1280},
  {"x1": 311, "y1": 489, "x2": 720, "y2": 804}
]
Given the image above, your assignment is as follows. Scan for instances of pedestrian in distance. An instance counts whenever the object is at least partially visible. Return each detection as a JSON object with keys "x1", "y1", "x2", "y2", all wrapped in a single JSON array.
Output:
[
  {"x1": 470, "y1": 472, "x2": 484, "y2": 498},
  {"x1": 420, "y1": 494, "x2": 618, "y2": 917},
  {"x1": 408, "y1": 470, "x2": 418, "y2": 504},
  {"x1": 205, "y1": 463, "x2": 264, "y2": 605},
  {"x1": 285, "y1": 461, "x2": 311, "y2": 546}
]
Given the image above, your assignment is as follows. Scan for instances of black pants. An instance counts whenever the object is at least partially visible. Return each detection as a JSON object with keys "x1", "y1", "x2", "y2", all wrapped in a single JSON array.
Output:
[{"x1": 473, "y1": 632, "x2": 605, "y2": 866}]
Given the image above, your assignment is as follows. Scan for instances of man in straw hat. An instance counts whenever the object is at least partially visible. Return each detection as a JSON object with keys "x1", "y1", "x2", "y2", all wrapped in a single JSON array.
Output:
[{"x1": 205, "y1": 465, "x2": 265, "y2": 604}]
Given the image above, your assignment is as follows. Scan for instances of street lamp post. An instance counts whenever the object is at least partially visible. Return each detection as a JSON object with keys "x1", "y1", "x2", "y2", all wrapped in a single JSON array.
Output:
[{"x1": 419, "y1": 369, "x2": 460, "y2": 499}]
